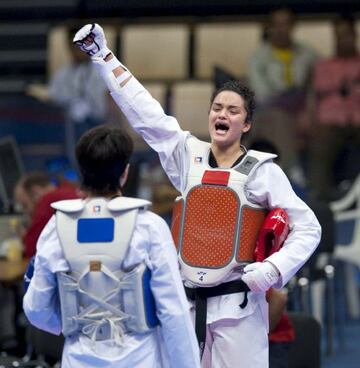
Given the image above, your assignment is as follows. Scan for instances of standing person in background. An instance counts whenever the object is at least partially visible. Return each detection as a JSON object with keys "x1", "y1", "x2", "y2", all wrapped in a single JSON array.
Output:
[
  {"x1": 47, "y1": 28, "x2": 108, "y2": 127},
  {"x1": 248, "y1": 7, "x2": 318, "y2": 174},
  {"x1": 27, "y1": 27, "x2": 109, "y2": 166},
  {"x1": 14, "y1": 172, "x2": 79, "y2": 258},
  {"x1": 49, "y1": 27, "x2": 108, "y2": 168},
  {"x1": 23, "y1": 125, "x2": 200, "y2": 368},
  {"x1": 73, "y1": 24, "x2": 321, "y2": 368},
  {"x1": 308, "y1": 14, "x2": 360, "y2": 200}
]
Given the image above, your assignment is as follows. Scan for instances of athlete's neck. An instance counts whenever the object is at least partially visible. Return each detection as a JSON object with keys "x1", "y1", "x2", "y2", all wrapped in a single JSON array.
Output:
[
  {"x1": 211, "y1": 143, "x2": 245, "y2": 168},
  {"x1": 84, "y1": 190, "x2": 122, "y2": 199}
]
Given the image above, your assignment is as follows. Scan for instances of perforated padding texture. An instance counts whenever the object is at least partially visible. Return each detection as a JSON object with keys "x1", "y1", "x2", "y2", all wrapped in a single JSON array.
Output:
[
  {"x1": 236, "y1": 207, "x2": 267, "y2": 262},
  {"x1": 171, "y1": 199, "x2": 183, "y2": 251},
  {"x1": 181, "y1": 186, "x2": 239, "y2": 268}
]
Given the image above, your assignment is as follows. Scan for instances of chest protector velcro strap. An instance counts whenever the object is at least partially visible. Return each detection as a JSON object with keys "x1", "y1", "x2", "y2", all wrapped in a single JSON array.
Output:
[
  {"x1": 173, "y1": 137, "x2": 276, "y2": 286},
  {"x1": 52, "y1": 197, "x2": 159, "y2": 343}
]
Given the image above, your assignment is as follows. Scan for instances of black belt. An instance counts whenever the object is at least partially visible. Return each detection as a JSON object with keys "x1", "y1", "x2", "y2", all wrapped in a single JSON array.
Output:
[{"x1": 185, "y1": 280, "x2": 250, "y2": 359}]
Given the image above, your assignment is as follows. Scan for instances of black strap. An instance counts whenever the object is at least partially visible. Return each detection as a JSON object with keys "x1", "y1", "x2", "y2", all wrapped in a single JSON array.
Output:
[{"x1": 185, "y1": 280, "x2": 250, "y2": 360}]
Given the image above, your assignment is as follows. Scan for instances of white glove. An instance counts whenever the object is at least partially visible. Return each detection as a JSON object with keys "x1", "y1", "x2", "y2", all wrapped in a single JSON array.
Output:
[
  {"x1": 73, "y1": 24, "x2": 131, "y2": 92},
  {"x1": 242, "y1": 261, "x2": 280, "y2": 293},
  {"x1": 73, "y1": 23, "x2": 111, "y2": 59}
]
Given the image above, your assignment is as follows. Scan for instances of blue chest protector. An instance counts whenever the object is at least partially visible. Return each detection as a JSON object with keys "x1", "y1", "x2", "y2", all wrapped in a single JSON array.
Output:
[{"x1": 52, "y1": 196, "x2": 159, "y2": 344}]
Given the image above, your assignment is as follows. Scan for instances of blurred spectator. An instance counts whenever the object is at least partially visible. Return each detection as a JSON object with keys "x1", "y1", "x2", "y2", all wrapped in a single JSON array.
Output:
[
  {"x1": 2, "y1": 173, "x2": 79, "y2": 358},
  {"x1": 2, "y1": 173, "x2": 79, "y2": 356},
  {"x1": 2, "y1": 172, "x2": 78, "y2": 355},
  {"x1": 248, "y1": 8, "x2": 318, "y2": 173},
  {"x1": 47, "y1": 28, "x2": 108, "y2": 125},
  {"x1": 249, "y1": 7, "x2": 317, "y2": 106},
  {"x1": 27, "y1": 27, "x2": 109, "y2": 166},
  {"x1": 14, "y1": 172, "x2": 80, "y2": 258},
  {"x1": 308, "y1": 15, "x2": 360, "y2": 200},
  {"x1": 267, "y1": 289, "x2": 295, "y2": 368}
]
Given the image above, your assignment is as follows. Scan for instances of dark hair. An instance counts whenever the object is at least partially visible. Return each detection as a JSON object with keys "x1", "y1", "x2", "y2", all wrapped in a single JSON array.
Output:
[
  {"x1": 269, "y1": 7, "x2": 296, "y2": 23},
  {"x1": 76, "y1": 124, "x2": 134, "y2": 195},
  {"x1": 210, "y1": 80, "x2": 256, "y2": 123},
  {"x1": 333, "y1": 14, "x2": 356, "y2": 32},
  {"x1": 249, "y1": 139, "x2": 280, "y2": 161},
  {"x1": 19, "y1": 172, "x2": 52, "y2": 192}
]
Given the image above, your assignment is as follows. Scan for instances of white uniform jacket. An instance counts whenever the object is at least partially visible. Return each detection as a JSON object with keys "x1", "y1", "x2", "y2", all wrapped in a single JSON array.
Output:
[
  {"x1": 23, "y1": 210, "x2": 200, "y2": 368},
  {"x1": 109, "y1": 75, "x2": 321, "y2": 326}
]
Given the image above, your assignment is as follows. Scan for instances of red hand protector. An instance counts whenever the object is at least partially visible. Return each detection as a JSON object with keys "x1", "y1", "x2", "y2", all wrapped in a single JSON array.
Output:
[{"x1": 254, "y1": 208, "x2": 289, "y2": 262}]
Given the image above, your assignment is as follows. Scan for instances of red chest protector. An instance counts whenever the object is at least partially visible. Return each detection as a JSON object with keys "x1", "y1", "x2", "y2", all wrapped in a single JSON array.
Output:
[{"x1": 171, "y1": 137, "x2": 277, "y2": 286}]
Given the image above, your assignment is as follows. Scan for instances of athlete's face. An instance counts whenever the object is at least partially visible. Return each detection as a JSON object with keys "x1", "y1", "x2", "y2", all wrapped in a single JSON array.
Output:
[{"x1": 208, "y1": 91, "x2": 251, "y2": 149}]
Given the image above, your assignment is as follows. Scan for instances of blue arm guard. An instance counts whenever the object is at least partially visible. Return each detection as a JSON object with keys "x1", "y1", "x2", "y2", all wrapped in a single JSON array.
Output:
[{"x1": 24, "y1": 256, "x2": 35, "y2": 292}]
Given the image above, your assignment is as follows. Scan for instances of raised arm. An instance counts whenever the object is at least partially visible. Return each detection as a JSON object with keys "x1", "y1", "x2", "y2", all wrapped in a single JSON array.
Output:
[
  {"x1": 73, "y1": 24, "x2": 131, "y2": 85},
  {"x1": 73, "y1": 24, "x2": 190, "y2": 191}
]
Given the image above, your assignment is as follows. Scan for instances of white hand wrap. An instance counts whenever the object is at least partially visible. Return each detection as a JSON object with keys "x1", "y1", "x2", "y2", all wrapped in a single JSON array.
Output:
[
  {"x1": 73, "y1": 23, "x2": 111, "y2": 59},
  {"x1": 102, "y1": 55, "x2": 131, "y2": 83},
  {"x1": 74, "y1": 23, "x2": 131, "y2": 92},
  {"x1": 242, "y1": 261, "x2": 281, "y2": 293},
  {"x1": 92, "y1": 57, "x2": 131, "y2": 93}
]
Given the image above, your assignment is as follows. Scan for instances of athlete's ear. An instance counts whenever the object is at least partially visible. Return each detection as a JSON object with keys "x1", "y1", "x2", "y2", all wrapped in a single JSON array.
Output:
[
  {"x1": 120, "y1": 164, "x2": 130, "y2": 188},
  {"x1": 243, "y1": 121, "x2": 251, "y2": 133}
]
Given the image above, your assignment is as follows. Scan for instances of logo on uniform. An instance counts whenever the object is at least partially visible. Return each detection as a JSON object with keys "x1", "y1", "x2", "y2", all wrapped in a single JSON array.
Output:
[
  {"x1": 243, "y1": 159, "x2": 253, "y2": 167},
  {"x1": 271, "y1": 214, "x2": 286, "y2": 223},
  {"x1": 93, "y1": 205, "x2": 101, "y2": 213},
  {"x1": 197, "y1": 271, "x2": 207, "y2": 282},
  {"x1": 194, "y1": 156, "x2": 202, "y2": 163}
]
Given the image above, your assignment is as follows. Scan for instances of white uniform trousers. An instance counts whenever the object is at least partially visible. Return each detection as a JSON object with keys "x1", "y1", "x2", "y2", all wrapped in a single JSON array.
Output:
[{"x1": 195, "y1": 305, "x2": 269, "y2": 368}]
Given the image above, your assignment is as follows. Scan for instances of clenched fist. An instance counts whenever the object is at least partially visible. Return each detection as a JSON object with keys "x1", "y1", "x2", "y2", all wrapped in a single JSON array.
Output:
[
  {"x1": 242, "y1": 261, "x2": 281, "y2": 292},
  {"x1": 73, "y1": 23, "x2": 111, "y2": 59}
]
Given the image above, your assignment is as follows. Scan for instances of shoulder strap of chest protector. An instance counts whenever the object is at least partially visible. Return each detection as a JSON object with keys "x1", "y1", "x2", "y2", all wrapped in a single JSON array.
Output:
[
  {"x1": 185, "y1": 138, "x2": 276, "y2": 177},
  {"x1": 235, "y1": 149, "x2": 277, "y2": 177}
]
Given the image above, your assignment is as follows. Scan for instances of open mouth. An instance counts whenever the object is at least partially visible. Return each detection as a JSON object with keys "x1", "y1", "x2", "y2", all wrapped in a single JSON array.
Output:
[{"x1": 215, "y1": 122, "x2": 229, "y2": 134}]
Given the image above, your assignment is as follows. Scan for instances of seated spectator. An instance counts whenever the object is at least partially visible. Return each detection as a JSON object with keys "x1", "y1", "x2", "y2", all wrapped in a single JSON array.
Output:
[
  {"x1": 0, "y1": 173, "x2": 79, "y2": 358},
  {"x1": 14, "y1": 172, "x2": 80, "y2": 258},
  {"x1": 308, "y1": 14, "x2": 360, "y2": 200}
]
